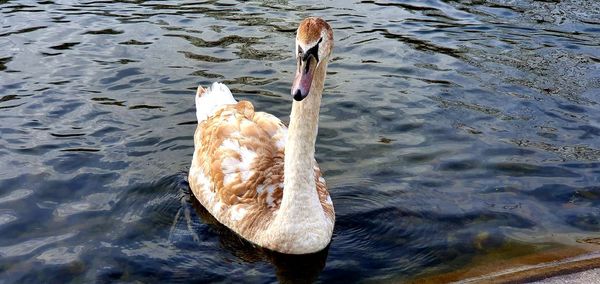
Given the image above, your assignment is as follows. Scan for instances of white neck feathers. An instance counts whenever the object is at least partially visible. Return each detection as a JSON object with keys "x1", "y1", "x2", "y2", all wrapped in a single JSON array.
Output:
[{"x1": 268, "y1": 62, "x2": 330, "y2": 254}]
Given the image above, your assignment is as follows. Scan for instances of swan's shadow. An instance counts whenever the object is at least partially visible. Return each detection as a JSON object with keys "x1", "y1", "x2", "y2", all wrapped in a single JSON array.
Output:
[{"x1": 189, "y1": 193, "x2": 330, "y2": 283}]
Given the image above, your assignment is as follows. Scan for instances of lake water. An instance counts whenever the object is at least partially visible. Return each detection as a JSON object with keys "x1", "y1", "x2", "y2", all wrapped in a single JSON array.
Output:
[{"x1": 1, "y1": 0, "x2": 599, "y2": 282}]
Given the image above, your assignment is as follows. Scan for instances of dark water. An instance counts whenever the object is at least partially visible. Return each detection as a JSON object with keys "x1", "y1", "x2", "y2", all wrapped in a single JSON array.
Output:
[{"x1": 1, "y1": 0, "x2": 600, "y2": 282}]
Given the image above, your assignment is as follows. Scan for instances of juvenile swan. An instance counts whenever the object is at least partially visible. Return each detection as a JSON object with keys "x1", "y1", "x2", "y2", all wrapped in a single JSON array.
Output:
[{"x1": 189, "y1": 17, "x2": 334, "y2": 254}]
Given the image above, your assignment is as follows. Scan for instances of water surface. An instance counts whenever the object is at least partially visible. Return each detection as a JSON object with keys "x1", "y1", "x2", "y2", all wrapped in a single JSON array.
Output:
[{"x1": 1, "y1": 0, "x2": 600, "y2": 282}]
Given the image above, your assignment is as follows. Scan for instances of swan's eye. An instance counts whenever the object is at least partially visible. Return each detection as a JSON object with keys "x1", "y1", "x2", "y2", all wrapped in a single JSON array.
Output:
[{"x1": 297, "y1": 45, "x2": 303, "y2": 57}]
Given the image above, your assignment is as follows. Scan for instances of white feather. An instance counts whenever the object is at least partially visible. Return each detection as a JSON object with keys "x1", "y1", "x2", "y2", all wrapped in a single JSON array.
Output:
[
  {"x1": 221, "y1": 157, "x2": 240, "y2": 174},
  {"x1": 239, "y1": 147, "x2": 256, "y2": 171},
  {"x1": 221, "y1": 139, "x2": 240, "y2": 152},
  {"x1": 230, "y1": 205, "x2": 247, "y2": 221},
  {"x1": 196, "y1": 82, "x2": 236, "y2": 123},
  {"x1": 275, "y1": 128, "x2": 287, "y2": 150}
]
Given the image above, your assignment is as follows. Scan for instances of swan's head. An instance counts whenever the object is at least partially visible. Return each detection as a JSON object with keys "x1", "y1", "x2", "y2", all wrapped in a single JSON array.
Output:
[{"x1": 291, "y1": 17, "x2": 334, "y2": 101}]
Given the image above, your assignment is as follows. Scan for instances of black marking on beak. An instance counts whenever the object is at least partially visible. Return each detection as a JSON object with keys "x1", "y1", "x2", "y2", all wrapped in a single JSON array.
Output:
[
  {"x1": 293, "y1": 89, "x2": 304, "y2": 101},
  {"x1": 304, "y1": 56, "x2": 312, "y2": 74}
]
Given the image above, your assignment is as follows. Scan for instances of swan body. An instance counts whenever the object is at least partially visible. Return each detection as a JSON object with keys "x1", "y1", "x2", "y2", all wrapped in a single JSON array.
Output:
[{"x1": 189, "y1": 17, "x2": 335, "y2": 254}]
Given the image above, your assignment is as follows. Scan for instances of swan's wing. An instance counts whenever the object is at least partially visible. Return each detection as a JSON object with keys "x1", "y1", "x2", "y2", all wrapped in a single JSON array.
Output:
[{"x1": 189, "y1": 99, "x2": 288, "y2": 233}]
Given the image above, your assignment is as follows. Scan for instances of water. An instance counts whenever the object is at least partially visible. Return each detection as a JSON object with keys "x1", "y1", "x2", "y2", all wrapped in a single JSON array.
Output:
[{"x1": 1, "y1": 0, "x2": 599, "y2": 282}]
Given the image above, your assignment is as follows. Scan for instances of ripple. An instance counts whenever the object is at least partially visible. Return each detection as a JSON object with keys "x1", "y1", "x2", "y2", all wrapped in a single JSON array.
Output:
[
  {"x1": 165, "y1": 34, "x2": 262, "y2": 48},
  {"x1": 0, "y1": 210, "x2": 18, "y2": 226},
  {"x1": 528, "y1": 184, "x2": 600, "y2": 205},
  {"x1": 128, "y1": 104, "x2": 164, "y2": 110},
  {"x1": 45, "y1": 153, "x2": 128, "y2": 173},
  {"x1": 60, "y1": 148, "x2": 100, "y2": 152},
  {"x1": 362, "y1": 28, "x2": 463, "y2": 58},
  {"x1": 488, "y1": 162, "x2": 579, "y2": 177},
  {"x1": 0, "y1": 26, "x2": 46, "y2": 37},
  {"x1": 54, "y1": 192, "x2": 118, "y2": 218},
  {"x1": 119, "y1": 39, "x2": 152, "y2": 45},
  {"x1": 49, "y1": 42, "x2": 80, "y2": 50},
  {"x1": 36, "y1": 245, "x2": 84, "y2": 265},
  {"x1": 0, "y1": 189, "x2": 33, "y2": 204},
  {"x1": 121, "y1": 241, "x2": 179, "y2": 260},
  {"x1": 49, "y1": 132, "x2": 86, "y2": 138},
  {"x1": 0, "y1": 232, "x2": 77, "y2": 258},
  {"x1": 0, "y1": 95, "x2": 19, "y2": 103},
  {"x1": 179, "y1": 51, "x2": 232, "y2": 63},
  {"x1": 83, "y1": 28, "x2": 123, "y2": 35},
  {"x1": 511, "y1": 139, "x2": 600, "y2": 161},
  {"x1": 99, "y1": 67, "x2": 143, "y2": 85},
  {"x1": 0, "y1": 56, "x2": 12, "y2": 71}
]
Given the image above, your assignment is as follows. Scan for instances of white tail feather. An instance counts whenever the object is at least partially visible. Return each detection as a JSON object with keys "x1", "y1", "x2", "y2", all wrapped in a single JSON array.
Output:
[{"x1": 195, "y1": 82, "x2": 236, "y2": 123}]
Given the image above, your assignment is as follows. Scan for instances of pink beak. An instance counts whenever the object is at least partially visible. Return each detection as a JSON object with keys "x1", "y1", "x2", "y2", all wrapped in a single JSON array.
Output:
[{"x1": 291, "y1": 58, "x2": 315, "y2": 101}]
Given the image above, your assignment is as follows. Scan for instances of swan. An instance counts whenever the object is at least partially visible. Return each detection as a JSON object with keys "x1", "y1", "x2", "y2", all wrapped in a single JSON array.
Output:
[{"x1": 188, "y1": 17, "x2": 334, "y2": 254}]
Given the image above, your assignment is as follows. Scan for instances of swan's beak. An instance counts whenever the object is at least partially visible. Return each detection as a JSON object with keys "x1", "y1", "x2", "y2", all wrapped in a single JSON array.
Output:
[{"x1": 291, "y1": 56, "x2": 316, "y2": 101}]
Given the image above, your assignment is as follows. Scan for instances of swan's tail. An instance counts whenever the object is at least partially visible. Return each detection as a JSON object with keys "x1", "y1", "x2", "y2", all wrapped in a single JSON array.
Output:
[{"x1": 195, "y1": 82, "x2": 236, "y2": 123}]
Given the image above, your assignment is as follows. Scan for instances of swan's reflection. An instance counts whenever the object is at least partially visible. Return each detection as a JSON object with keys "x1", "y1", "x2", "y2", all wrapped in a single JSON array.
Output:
[{"x1": 189, "y1": 195, "x2": 330, "y2": 283}]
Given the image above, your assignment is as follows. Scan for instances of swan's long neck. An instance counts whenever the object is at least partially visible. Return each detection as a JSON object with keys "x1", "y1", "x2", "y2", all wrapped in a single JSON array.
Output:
[
  {"x1": 284, "y1": 73, "x2": 323, "y2": 201},
  {"x1": 269, "y1": 62, "x2": 329, "y2": 253}
]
